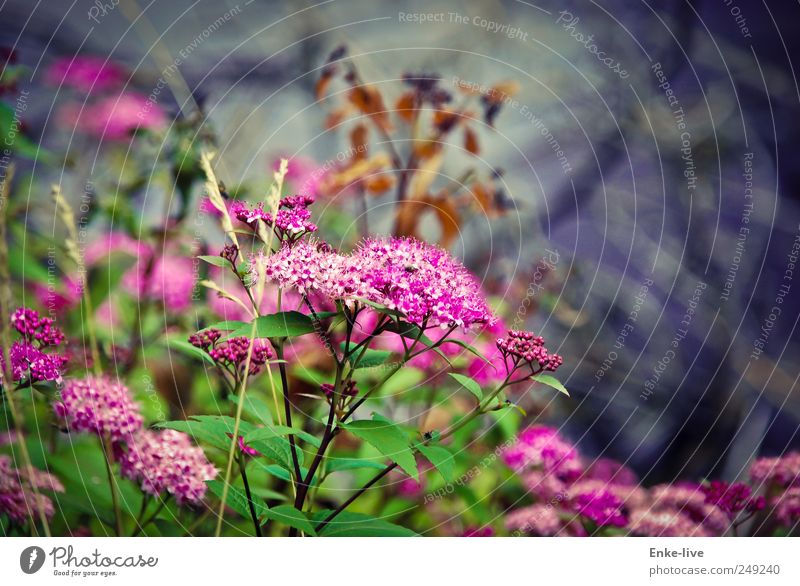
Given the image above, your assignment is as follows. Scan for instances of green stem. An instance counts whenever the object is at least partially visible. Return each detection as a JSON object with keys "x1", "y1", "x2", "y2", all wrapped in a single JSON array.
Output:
[
  {"x1": 239, "y1": 457, "x2": 263, "y2": 537},
  {"x1": 102, "y1": 436, "x2": 123, "y2": 536},
  {"x1": 132, "y1": 499, "x2": 167, "y2": 537}
]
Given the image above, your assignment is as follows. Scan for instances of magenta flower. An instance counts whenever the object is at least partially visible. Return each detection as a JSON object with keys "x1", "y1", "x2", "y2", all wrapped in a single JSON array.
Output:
[
  {"x1": 503, "y1": 425, "x2": 582, "y2": 480},
  {"x1": 496, "y1": 329, "x2": 563, "y2": 373},
  {"x1": 571, "y1": 488, "x2": 627, "y2": 528},
  {"x1": 750, "y1": 452, "x2": 800, "y2": 488},
  {"x1": 45, "y1": 56, "x2": 125, "y2": 92},
  {"x1": 702, "y1": 480, "x2": 764, "y2": 515},
  {"x1": 122, "y1": 253, "x2": 195, "y2": 312},
  {"x1": 53, "y1": 376, "x2": 143, "y2": 441},
  {"x1": 117, "y1": 429, "x2": 217, "y2": 506},
  {"x1": 2, "y1": 341, "x2": 69, "y2": 385},
  {"x1": 0, "y1": 455, "x2": 64, "y2": 524},
  {"x1": 1, "y1": 308, "x2": 68, "y2": 385},
  {"x1": 231, "y1": 195, "x2": 318, "y2": 242},
  {"x1": 189, "y1": 329, "x2": 274, "y2": 376},
  {"x1": 461, "y1": 526, "x2": 495, "y2": 537},
  {"x1": 67, "y1": 93, "x2": 166, "y2": 140},
  {"x1": 263, "y1": 236, "x2": 494, "y2": 329}
]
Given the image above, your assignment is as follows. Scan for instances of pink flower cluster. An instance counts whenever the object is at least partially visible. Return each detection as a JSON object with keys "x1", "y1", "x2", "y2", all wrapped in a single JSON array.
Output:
[
  {"x1": 116, "y1": 429, "x2": 217, "y2": 505},
  {"x1": 750, "y1": 451, "x2": 800, "y2": 527},
  {"x1": 231, "y1": 194, "x2": 318, "y2": 242},
  {"x1": 53, "y1": 376, "x2": 143, "y2": 441},
  {"x1": 45, "y1": 56, "x2": 125, "y2": 92},
  {"x1": 0, "y1": 455, "x2": 64, "y2": 524},
  {"x1": 52, "y1": 375, "x2": 217, "y2": 506},
  {"x1": 496, "y1": 329, "x2": 563, "y2": 374},
  {"x1": 188, "y1": 329, "x2": 274, "y2": 376},
  {"x1": 263, "y1": 236, "x2": 494, "y2": 329},
  {"x1": 1, "y1": 308, "x2": 68, "y2": 385},
  {"x1": 502, "y1": 426, "x2": 783, "y2": 536}
]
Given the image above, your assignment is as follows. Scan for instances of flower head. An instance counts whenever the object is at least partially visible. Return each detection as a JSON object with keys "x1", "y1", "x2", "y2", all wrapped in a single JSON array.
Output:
[
  {"x1": 117, "y1": 429, "x2": 217, "y2": 505},
  {"x1": 571, "y1": 488, "x2": 627, "y2": 528},
  {"x1": 702, "y1": 480, "x2": 764, "y2": 515},
  {"x1": 496, "y1": 329, "x2": 563, "y2": 373},
  {"x1": 0, "y1": 455, "x2": 63, "y2": 524},
  {"x1": 503, "y1": 425, "x2": 581, "y2": 481},
  {"x1": 231, "y1": 195, "x2": 318, "y2": 242},
  {"x1": 750, "y1": 452, "x2": 800, "y2": 489},
  {"x1": 10, "y1": 307, "x2": 65, "y2": 347},
  {"x1": 629, "y1": 509, "x2": 710, "y2": 537},
  {"x1": 53, "y1": 376, "x2": 143, "y2": 441},
  {"x1": 189, "y1": 329, "x2": 274, "y2": 376},
  {"x1": 45, "y1": 56, "x2": 125, "y2": 92}
]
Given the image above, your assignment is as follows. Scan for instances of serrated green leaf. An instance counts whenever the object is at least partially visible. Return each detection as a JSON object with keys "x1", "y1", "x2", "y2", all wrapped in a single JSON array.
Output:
[
  {"x1": 228, "y1": 311, "x2": 316, "y2": 340},
  {"x1": 206, "y1": 479, "x2": 268, "y2": 525},
  {"x1": 314, "y1": 511, "x2": 417, "y2": 536},
  {"x1": 197, "y1": 255, "x2": 232, "y2": 268},
  {"x1": 325, "y1": 458, "x2": 388, "y2": 474},
  {"x1": 206, "y1": 320, "x2": 249, "y2": 331},
  {"x1": 243, "y1": 428, "x2": 299, "y2": 469},
  {"x1": 261, "y1": 505, "x2": 316, "y2": 535},
  {"x1": 447, "y1": 372, "x2": 483, "y2": 402},
  {"x1": 344, "y1": 346, "x2": 394, "y2": 370},
  {"x1": 343, "y1": 416, "x2": 417, "y2": 480},
  {"x1": 154, "y1": 416, "x2": 255, "y2": 452},
  {"x1": 163, "y1": 337, "x2": 215, "y2": 365},
  {"x1": 531, "y1": 373, "x2": 569, "y2": 396},
  {"x1": 417, "y1": 444, "x2": 456, "y2": 483}
]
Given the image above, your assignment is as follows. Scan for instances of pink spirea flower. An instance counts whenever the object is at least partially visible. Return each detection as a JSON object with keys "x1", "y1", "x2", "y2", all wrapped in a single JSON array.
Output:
[
  {"x1": 773, "y1": 487, "x2": 800, "y2": 526},
  {"x1": 2, "y1": 341, "x2": 68, "y2": 384},
  {"x1": 263, "y1": 237, "x2": 494, "y2": 329},
  {"x1": 123, "y1": 254, "x2": 196, "y2": 312},
  {"x1": 503, "y1": 426, "x2": 581, "y2": 481},
  {"x1": 70, "y1": 93, "x2": 166, "y2": 140},
  {"x1": 0, "y1": 455, "x2": 64, "y2": 523},
  {"x1": 567, "y1": 478, "x2": 648, "y2": 510},
  {"x1": 10, "y1": 307, "x2": 65, "y2": 346},
  {"x1": 702, "y1": 480, "x2": 764, "y2": 515},
  {"x1": 505, "y1": 504, "x2": 563, "y2": 536},
  {"x1": 496, "y1": 329, "x2": 563, "y2": 373},
  {"x1": 117, "y1": 429, "x2": 217, "y2": 505},
  {"x1": 628, "y1": 508, "x2": 711, "y2": 537},
  {"x1": 53, "y1": 376, "x2": 143, "y2": 441},
  {"x1": 188, "y1": 329, "x2": 274, "y2": 376},
  {"x1": 571, "y1": 488, "x2": 627, "y2": 527},
  {"x1": 231, "y1": 195, "x2": 318, "y2": 242},
  {"x1": 750, "y1": 452, "x2": 800, "y2": 488},
  {"x1": 648, "y1": 483, "x2": 729, "y2": 535},
  {"x1": 45, "y1": 56, "x2": 125, "y2": 92}
]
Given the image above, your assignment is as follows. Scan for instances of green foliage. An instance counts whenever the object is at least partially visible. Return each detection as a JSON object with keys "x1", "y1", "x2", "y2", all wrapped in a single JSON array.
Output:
[
  {"x1": 226, "y1": 311, "x2": 317, "y2": 339},
  {"x1": 313, "y1": 511, "x2": 417, "y2": 536},
  {"x1": 531, "y1": 373, "x2": 569, "y2": 396},
  {"x1": 447, "y1": 372, "x2": 483, "y2": 402},
  {"x1": 343, "y1": 414, "x2": 418, "y2": 480}
]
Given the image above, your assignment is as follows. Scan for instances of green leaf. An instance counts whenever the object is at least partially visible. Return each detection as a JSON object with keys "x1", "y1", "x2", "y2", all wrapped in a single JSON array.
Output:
[
  {"x1": 345, "y1": 346, "x2": 394, "y2": 370},
  {"x1": 531, "y1": 373, "x2": 569, "y2": 397},
  {"x1": 325, "y1": 458, "x2": 388, "y2": 474},
  {"x1": 357, "y1": 299, "x2": 405, "y2": 318},
  {"x1": 206, "y1": 320, "x2": 248, "y2": 331},
  {"x1": 206, "y1": 480, "x2": 268, "y2": 524},
  {"x1": 343, "y1": 416, "x2": 417, "y2": 480},
  {"x1": 163, "y1": 337, "x2": 215, "y2": 365},
  {"x1": 245, "y1": 424, "x2": 321, "y2": 448},
  {"x1": 447, "y1": 372, "x2": 483, "y2": 402},
  {"x1": 228, "y1": 311, "x2": 316, "y2": 339},
  {"x1": 314, "y1": 511, "x2": 417, "y2": 536},
  {"x1": 197, "y1": 255, "x2": 232, "y2": 268},
  {"x1": 243, "y1": 428, "x2": 299, "y2": 469},
  {"x1": 417, "y1": 444, "x2": 456, "y2": 483},
  {"x1": 154, "y1": 416, "x2": 255, "y2": 451},
  {"x1": 261, "y1": 505, "x2": 316, "y2": 535},
  {"x1": 383, "y1": 320, "x2": 434, "y2": 346}
]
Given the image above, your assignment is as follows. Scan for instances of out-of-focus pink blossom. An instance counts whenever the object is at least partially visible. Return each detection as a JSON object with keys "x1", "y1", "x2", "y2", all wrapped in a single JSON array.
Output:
[{"x1": 45, "y1": 56, "x2": 125, "y2": 92}]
